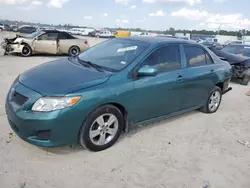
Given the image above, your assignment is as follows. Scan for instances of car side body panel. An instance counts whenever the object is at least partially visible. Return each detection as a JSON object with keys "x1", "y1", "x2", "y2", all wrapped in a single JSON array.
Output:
[{"x1": 58, "y1": 39, "x2": 89, "y2": 54}]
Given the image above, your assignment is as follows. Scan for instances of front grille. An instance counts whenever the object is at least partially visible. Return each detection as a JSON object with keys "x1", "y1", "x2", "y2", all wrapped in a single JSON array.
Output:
[{"x1": 11, "y1": 91, "x2": 28, "y2": 106}]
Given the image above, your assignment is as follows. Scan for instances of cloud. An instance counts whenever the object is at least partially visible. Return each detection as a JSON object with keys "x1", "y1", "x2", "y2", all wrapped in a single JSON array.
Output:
[
  {"x1": 130, "y1": 5, "x2": 136, "y2": 9},
  {"x1": 172, "y1": 8, "x2": 250, "y2": 29},
  {"x1": 18, "y1": 0, "x2": 42, "y2": 10},
  {"x1": 213, "y1": 0, "x2": 227, "y2": 2},
  {"x1": 149, "y1": 10, "x2": 166, "y2": 17},
  {"x1": 47, "y1": 0, "x2": 69, "y2": 8},
  {"x1": 115, "y1": 0, "x2": 128, "y2": 5},
  {"x1": 103, "y1": 13, "x2": 108, "y2": 17},
  {"x1": 31, "y1": 0, "x2": 41, "y2": 5},
  {"x1": 171, "y1": 8, "x2": 207, "y2": 20},
  {"x1": 84, "y1": 16, "x2": 92, "y2": 20},
  {"x1": 136, "y1": 18, "x2": 147, "y2": 22},
  {"x1": 122, "y1": 19, "x2": 129, "y2": 23},
  {"x1": 142, "y1": 0, "x2": 201, "y2": 6},
  {"x1": 0, "y1": 0, "x2": 29, "y2": 4}
]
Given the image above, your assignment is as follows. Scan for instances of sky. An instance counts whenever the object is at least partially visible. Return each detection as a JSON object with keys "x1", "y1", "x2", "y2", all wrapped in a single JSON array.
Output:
[{"x1": 1, "y1": 0, "x2": 250, "y2": 31}]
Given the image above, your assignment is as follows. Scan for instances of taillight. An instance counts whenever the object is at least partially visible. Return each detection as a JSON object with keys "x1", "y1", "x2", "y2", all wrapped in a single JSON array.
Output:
[{"x1": 84, "y1": 40, "x2": 88, "y2": 45}]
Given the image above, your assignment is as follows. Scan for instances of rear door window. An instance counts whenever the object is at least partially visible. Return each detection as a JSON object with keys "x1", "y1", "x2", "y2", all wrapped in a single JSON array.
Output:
[{"x1": 184, "y1": 46, "x2": 206, "y2": 67}]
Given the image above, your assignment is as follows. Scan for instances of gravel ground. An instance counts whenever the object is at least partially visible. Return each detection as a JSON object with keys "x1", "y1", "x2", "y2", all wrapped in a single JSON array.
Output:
[{"x1": 0, "y1": 31, "x2": 250, "y2": 188}]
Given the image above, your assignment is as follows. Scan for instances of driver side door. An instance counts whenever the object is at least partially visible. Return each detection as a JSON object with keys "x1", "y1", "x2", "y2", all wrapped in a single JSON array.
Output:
[
  {"x1": 132, "y1": 45, "x2": 184, "y2": 123},
  {"x1": 34, "y1": 33, "x2": 58, "y2": 54}
]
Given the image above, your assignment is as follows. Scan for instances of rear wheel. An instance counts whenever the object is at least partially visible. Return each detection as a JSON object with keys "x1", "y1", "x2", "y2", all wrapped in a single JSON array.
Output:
[
  {"x1": 21, "y1": 44, "x2": 32, "y2": 57},
  {"x1": 241, "y1": 74, "x2": 250, "y2": 85},
  {"x1": 68, "y1": 46, "x2": 80, "y2": 56},
  {"x1": 79, "y1": 105, "x2": 124, "y2": 151},
  {"x1": 200, "y1": 86, "x2": 222, "y2": 113}
]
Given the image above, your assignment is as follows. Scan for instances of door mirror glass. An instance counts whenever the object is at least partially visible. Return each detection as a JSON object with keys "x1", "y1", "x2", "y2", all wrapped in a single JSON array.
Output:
[{"x1": 137, "y1": 66, "x2": 157, "y2": 77}]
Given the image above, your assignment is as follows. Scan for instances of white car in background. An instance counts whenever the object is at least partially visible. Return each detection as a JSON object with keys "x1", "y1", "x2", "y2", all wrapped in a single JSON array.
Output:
[
  {"x1": 95, "y1": 30, "x2": 113, "y2": 38},
  {"x1": 69, "y1": 28, "x2": 81, "y2": 35},
  {"x1": 78, "y1": 28, "x2": 95, "y2": 36},
  {"x1": 0, "y1": 23, "x2": 5, "y2": 31}
]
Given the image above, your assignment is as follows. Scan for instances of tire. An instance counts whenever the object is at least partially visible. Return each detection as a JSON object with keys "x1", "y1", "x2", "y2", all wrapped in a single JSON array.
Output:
[
  {"x1": 241, "y1": 75, "x2": 250, "y2": 85},
  {"x1": 21, "y1": 44, "x2": 32, "y2": 57},
  {"x1": 68, "y1": 46, "x2": 80, "y2": 56},
  {"x1": 79, "y1": 105, "x2": 124, "y2": 151},
  {"x1": 200, "y1": 86, "x2": 222, "y2": 114}
]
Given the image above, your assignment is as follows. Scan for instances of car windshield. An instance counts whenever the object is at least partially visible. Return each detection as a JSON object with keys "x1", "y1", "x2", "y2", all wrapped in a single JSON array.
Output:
[
  {"x1": 22, "y1": 30, "x2": 44, "y2": 38},
  {"x1": 222, "y1": 45, "x2": 250, "y2": 57},
  {"x1": 78, "y1": 38, "x2": 150, "y2": 72}
]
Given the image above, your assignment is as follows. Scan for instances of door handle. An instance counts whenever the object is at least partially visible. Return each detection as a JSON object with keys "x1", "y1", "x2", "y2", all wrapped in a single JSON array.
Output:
[
  {"x1": 210, "y1": 69, "x2": 215, "y2": 74},
  {"x1": 176, "y1": 75, "x2": 184, "y2": 82}
]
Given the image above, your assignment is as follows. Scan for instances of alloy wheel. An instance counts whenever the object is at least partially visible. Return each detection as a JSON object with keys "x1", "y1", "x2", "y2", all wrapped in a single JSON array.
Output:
[
  {"x1": 89, "y1": 113, "x2": 119, "y2": 146},
  {"x1": 208, "y1": 91, "x2": 221, "y2": 111}
]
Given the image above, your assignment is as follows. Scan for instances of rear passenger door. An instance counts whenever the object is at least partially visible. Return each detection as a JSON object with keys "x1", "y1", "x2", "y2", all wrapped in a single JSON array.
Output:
[{"x1": 181, "y1": 45, "x2": 218, "y2": 109}]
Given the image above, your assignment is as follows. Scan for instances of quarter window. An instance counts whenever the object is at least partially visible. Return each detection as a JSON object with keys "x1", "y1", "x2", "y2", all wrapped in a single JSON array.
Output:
[
  {"x1": 141, "y1": 45, "x2": 181, "y2": 72},
  {"x1": 184, "y1": 46, "x2": 206, "y2": 67}
]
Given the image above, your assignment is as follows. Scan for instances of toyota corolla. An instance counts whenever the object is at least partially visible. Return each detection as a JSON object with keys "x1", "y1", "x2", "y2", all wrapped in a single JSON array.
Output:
[{"x1": 6, "y1": 37, "x2": 232, "y2": 151}]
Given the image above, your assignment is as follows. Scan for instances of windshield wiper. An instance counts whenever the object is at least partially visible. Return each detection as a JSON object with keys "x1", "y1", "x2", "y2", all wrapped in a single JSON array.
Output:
[{"x1": 76, "y1": 57, "x2": 104, "y2": 72}]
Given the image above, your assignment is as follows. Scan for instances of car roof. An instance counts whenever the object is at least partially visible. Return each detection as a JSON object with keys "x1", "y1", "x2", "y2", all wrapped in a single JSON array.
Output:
[{"x1": 123, "y1": 36, "x2": 197, "y2": 45}]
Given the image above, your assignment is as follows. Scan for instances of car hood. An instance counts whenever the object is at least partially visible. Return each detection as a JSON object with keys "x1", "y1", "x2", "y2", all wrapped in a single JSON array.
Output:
[
  {"x1": 19, "y1": 57, "x2": 112, "y2": 95},
  {"x1": 209, "y1": 47, "x2": 250, "y2": 65}
]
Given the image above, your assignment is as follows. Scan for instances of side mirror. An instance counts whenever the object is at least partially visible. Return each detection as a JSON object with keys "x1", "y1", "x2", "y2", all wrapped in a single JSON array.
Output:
[{"x1": 137, "y1": 66, "x2": 157, "y2": 77}]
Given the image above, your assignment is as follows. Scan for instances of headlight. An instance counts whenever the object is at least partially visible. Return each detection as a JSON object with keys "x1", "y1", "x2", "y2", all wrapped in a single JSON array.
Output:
[{"x1": 32, "y1": 96, "x2": 81, "y2": 112}]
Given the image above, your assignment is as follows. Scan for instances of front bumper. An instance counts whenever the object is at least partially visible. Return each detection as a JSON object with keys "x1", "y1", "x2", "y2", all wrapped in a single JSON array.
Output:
[
  {"x1": 5, "y1": 81, "x2": 85, "y2": 147},
  {"x1": 5, "y1": 44, "x2": 24, "y2": 53}
]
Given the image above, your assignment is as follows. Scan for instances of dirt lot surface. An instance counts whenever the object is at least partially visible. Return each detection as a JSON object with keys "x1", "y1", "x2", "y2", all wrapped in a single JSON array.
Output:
[{"x1": 0, "y1": 31, "x2": 250, "y2": 188}]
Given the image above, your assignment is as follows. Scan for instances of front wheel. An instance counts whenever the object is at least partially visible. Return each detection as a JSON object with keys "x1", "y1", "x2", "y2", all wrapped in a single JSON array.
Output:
[
  {"x1": 21, "y1": 44, "x2": 32, "y2": 57},
  {"x1": 200, "y1": 86, "x2": 222, "y2": 113},
  {"x1": 79, "y1": 105, "x2": 124, "y2": 151}
]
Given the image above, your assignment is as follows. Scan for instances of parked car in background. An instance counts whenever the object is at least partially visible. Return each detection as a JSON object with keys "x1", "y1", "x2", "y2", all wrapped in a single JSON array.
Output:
[
  {"x1": 200, "y1": 41, "x2": 224, "y2": 50},
  {"x1": 17, "y1": 26, "x2": 37, "y2": 34},
  {"x1": 0, "y1": 23, "x2": 5, "y2": 31},
  {"x1": 209, "y1": 45, "x2": 250, "y2": 85},
  {"x1": 95, "y1": 30, "x2": 113, "y2": 38},
  {"x1": 79, "y1": 28, "x2": 95, "y2": 36},
  {"x1": 2, "y1": 30, "x2": 89, "y2": 57},
  {"x1": 69, "y1": 28, "x2": 81, "y2": 35},
  {"x1": 89, "y1": 29, "x2": 100, "y2": 37},
  {"x1": 10, "y1": 25, "x2": 18, "y2": 32},
  {"x1": 5, "y1": 37, "x2": 232, "y2": 151}
]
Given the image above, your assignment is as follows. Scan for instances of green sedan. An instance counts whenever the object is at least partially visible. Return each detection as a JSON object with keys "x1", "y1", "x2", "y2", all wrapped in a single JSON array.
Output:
[{"x1": 6, "y1": 37, "x2": 232, "y2": 151}]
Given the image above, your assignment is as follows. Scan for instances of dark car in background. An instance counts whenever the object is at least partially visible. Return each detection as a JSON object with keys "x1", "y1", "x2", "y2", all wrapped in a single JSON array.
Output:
[
  {"x1": 209, "y1": 45, "x2": 250, "y2": 85},
  {"x1": 17, "y1": 26, "x2": 37, "y2": 34},
  {"x1": 89, "y1": 29, "x2": 100, "y2": 37}
]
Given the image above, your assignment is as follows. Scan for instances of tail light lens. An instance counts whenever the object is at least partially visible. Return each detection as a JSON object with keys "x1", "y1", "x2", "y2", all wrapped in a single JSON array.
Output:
[{"x1": 84, "y1": 40, "x2": 88, "y2": 45}]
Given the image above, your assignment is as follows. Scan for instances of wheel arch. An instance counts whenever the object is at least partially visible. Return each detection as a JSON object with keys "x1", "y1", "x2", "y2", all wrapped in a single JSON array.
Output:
[
  {"x1": 82, "y1": 102, "x2": 129, "y2": 133},
  {"x1": 215, "y1": 82, "x2": 223, "y2": 91},
  {"x1": 20, "y1": 42, "x2": 33, "y2": 50}
]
